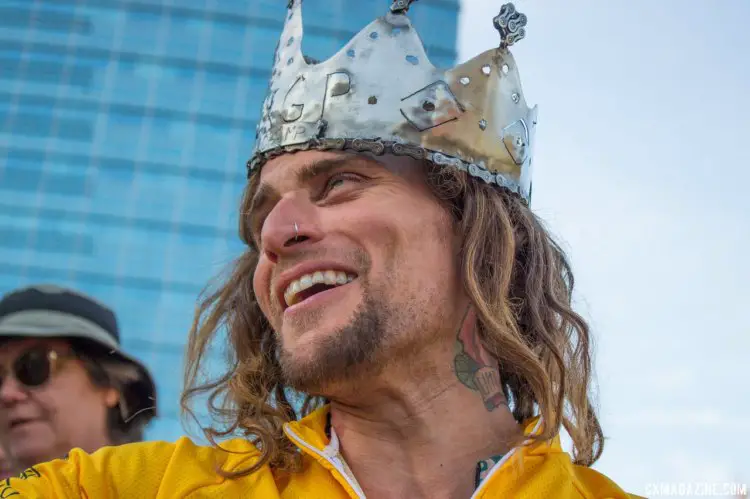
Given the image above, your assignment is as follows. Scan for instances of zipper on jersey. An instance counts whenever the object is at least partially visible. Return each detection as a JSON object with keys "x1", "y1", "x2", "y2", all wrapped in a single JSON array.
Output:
[{"x1": 284, "y1": 426, "x2": 366, "y2": 499}]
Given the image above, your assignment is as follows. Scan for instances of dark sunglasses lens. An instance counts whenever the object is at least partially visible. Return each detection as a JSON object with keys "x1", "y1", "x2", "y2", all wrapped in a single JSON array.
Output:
[{"x1": 14, "y1": 349, "x2": 52, "y2": 387}]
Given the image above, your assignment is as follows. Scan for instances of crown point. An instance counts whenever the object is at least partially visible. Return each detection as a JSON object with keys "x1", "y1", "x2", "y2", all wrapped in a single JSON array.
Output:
[
  {"x1": 390, "y1": 0, "x2": 418, "y2": 14},
  {"x1": 493, "y1": 3, "x2": 528, "y2": 49}
]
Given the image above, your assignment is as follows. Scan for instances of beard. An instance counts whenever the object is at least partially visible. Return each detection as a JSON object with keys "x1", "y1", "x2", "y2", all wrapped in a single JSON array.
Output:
[{"x1": 278, "y1": 290, "x2": 395, "y2": 395}]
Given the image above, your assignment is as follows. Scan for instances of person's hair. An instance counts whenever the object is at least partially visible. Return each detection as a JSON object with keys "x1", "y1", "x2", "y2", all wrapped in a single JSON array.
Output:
[
  {"x1": 73, "y1": 341, "x2": 154, "y2": 445},
  {"x1": 181, "y1": 159, "x2": 603, "y2": 477}
]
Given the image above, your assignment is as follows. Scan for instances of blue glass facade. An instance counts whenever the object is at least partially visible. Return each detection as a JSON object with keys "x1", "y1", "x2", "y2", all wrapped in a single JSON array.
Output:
[{"x1": 0, "y1": 0, "x2": 459, "y2": 441}]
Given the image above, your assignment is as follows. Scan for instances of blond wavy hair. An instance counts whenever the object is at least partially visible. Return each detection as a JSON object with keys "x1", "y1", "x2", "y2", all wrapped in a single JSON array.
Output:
[{"x1": 181, "y1": 159, "x2": 603, "y2": 477}]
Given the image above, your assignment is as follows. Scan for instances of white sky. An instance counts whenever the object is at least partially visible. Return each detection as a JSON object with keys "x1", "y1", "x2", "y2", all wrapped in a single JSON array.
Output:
[{"x1": 458, "y1": 1, "x2": 749, "y2": 496}]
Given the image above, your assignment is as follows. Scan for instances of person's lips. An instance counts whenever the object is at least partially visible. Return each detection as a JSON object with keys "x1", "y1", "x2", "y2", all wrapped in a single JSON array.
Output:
[
  {"x1": 8, "y1": 417, "x2": 40, "y2": 430},
  {"x1": 275, "y1": 261, "x2": 359, "y2": 310},
  {"x1": 282, "y1": 270, "x2": 356, "y2": 307}
]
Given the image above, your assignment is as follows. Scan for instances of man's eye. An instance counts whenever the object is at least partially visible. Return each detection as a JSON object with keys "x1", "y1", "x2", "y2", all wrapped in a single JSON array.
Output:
[
  {"x1": 328, "y1": 177, "x2": 346, "y2": 190},
  {"x1": 324, "y1": 174, "x2": 360, "y2": 195}
]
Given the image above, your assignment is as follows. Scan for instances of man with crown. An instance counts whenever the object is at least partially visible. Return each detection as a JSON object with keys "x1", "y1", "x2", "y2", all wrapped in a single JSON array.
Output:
[{"x1": 4, "y1": 2, "x2": 640, "y2": 497}]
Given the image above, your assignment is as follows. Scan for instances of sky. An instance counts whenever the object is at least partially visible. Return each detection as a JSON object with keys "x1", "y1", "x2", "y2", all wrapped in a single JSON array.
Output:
[{"x1": 458, "y1": 0, "x2": 749, "y2": 496}]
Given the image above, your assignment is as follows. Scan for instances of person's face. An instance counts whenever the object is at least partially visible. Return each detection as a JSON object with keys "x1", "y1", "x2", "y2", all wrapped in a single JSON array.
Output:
[
  {"x1": 0, "y1": 338, "x2": 118, "y2": 465},
  {"x1": 251, "y1": 150, "x2": 466, "y2": 393}
]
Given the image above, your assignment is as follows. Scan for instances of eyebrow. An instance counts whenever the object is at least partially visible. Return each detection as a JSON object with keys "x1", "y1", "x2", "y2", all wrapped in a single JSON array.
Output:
[
  {"x1": 248, "y1": 156, "x2": 381, "y2": 236},
  {"x1": 249, "y1": 156, "x2": 382, "y2": 213}
]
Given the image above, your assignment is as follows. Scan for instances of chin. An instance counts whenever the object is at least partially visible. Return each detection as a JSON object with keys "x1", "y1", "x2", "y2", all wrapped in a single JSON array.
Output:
[
  {"x1": 281, "y1": 320, "x2": 347, "y2": 367},
  {"x1": 9, "y1": 440, "x2": 54, "y2": 464},
  {"x1": 281, "y1": 298, "x2": 360, "y2": 344},
  {"x1": 278, "y1": 287, "x2": 387, "y2": 391},
  {"x1": 8, "y1": 422, "x2": 54, "y2": 451},
  {"x1": 281, "y1": 327, "x2": 385, "y2": 395}
]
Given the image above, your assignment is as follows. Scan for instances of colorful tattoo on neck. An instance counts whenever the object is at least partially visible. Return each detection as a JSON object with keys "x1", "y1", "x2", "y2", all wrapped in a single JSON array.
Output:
[
  {"x1": 453, "y1": 308, "x2": 506, "y2": 411},
  {"x1": 475, "y1": 454, "x2": 505, "y2": 487}
]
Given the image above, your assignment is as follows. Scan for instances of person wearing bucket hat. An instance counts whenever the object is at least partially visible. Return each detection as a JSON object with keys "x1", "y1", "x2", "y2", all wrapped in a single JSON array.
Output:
[{"x1": 0, "y1": 284, "x2": 156, "y2": 476}]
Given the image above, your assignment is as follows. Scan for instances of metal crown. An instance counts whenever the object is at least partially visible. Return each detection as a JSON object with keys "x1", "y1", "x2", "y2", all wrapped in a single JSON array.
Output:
[{"x1": 248, "y1": 0, "x2": 537, "y2": 203}]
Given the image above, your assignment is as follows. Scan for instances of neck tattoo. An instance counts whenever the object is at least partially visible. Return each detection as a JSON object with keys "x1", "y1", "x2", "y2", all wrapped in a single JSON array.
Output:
[
  {"x1": 475, "y1": 454, "x2": 505, "y2": 488},
  {"x1": 453, "y1": 308, "x2": 506, "y2": 411}
]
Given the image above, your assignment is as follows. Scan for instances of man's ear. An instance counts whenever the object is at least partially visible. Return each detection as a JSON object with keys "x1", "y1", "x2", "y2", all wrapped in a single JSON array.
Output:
[{"x1": 103, "y1": 387, "x2": 119, "y2": 408}]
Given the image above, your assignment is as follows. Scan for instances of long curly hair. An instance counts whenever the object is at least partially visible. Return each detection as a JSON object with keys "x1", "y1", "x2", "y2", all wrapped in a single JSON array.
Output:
[{"x1": 180, "y1": 160, "x2": 603, "y2": 477}]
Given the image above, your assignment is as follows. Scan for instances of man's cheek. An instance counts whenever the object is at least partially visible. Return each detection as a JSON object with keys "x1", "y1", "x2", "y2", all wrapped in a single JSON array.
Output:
[{"x1": 251, "y1": 268, "x2": 269, "y2": 309}]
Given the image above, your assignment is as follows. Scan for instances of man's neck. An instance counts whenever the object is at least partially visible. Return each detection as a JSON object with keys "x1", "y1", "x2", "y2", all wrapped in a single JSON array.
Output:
[
  {"x1": 328, "y1": 324, "x2": 523, "y2": 499},
  {"x1": 330, "y1": 381, "x2": 520, "y2": 499}
]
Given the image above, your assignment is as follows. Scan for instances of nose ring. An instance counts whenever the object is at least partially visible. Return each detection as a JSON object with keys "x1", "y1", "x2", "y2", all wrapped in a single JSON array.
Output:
[{"x1": 294, "y1": 222, "x2": 300, "y2": 241}]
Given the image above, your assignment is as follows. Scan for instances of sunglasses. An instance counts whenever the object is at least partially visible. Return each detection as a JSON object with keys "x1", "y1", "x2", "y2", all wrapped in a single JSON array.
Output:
[{"x1": 0, "y1": 347, "x2": 77, "y2": 392}]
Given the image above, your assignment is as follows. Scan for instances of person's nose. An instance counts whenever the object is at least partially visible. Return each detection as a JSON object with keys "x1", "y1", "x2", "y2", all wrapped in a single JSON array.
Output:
[
  {"x1": 260, "y1": 193, "x2": 323, "y2": 263},
  {"x1": 0, "y1": 375, "x2": 29, "y2": 407}
]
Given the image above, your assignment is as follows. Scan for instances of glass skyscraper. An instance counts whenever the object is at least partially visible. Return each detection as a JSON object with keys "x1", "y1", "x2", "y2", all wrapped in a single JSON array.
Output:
[{"x1": 0, "y1": 0, "x2": 459, "y2": 441}]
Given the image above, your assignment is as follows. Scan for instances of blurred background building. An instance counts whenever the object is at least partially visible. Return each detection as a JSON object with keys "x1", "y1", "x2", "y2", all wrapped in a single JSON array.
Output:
[{"x1": 0, "y1": 0, "x2": 459, "y2": 441}]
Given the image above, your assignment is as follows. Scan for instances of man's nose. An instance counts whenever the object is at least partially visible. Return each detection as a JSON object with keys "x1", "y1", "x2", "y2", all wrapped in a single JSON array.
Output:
[
  {"x1": 260, "y1": 194, "x2": 323, "y2": 261},
  {"x1": 0, "y1": 375, "x2": 29, "y2": 407}
]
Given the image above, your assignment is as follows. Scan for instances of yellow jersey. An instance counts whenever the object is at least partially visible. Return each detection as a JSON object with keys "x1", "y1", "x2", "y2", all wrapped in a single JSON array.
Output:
[{"x1": 2, "y1": 405, "x2": 641, "y2": 498}]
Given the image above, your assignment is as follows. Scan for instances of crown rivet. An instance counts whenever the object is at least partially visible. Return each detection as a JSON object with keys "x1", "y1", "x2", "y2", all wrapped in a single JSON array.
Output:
[
  {"x1": 493, "y1": 3, "x2": 527, "y2": 49},
  {"x1": 459, "y1": 76, "x2": 471, "y2": 85},
  {"x1": 481, "y1": 64, "x2": 491, "y2": 75},
  {"x1": 511, "y1": 92, "x2": 520, "y2": 103},
  {"x1": 501, "y1": 64, "x2": 509, "y2": 74},
  {"x1": 390, "y1": 0, "x2": 418, "y2": 14},
  {"x1": 479, "y1": 119, "x2": 488, "y2": 130}
]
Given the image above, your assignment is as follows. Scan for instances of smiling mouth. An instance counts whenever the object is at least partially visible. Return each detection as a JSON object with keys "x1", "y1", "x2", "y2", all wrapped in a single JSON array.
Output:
[
  {"x1": 283, "y1": 270, "x2": 357, "y2": 308},
  {"x1": 9, "y1": 418, "x2": 37, "y2": 429}
]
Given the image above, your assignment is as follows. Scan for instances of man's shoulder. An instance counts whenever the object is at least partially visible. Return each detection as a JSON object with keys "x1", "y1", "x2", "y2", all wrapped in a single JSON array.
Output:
[
  {"x1": 87, "y1": 435, "x2": 262, "y2": 470},
  {"x1": 569, "y1": 464, "x2": 644, "y2": 499},
  {"x1": 496, "y1": 441, "x2": 642, "y2": 499},
  {"x1": 2, "y1": 437, "x2": 268, "y2": 498}
]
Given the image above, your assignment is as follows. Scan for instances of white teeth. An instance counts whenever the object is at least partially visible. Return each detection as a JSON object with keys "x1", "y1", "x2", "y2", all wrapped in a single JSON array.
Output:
[
  {"x1": 283, "y1": 270, "x2": 357, "y2": 307},
  {"x1": 324, "y1": 270, "x2": 337, "y2": 285}
]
